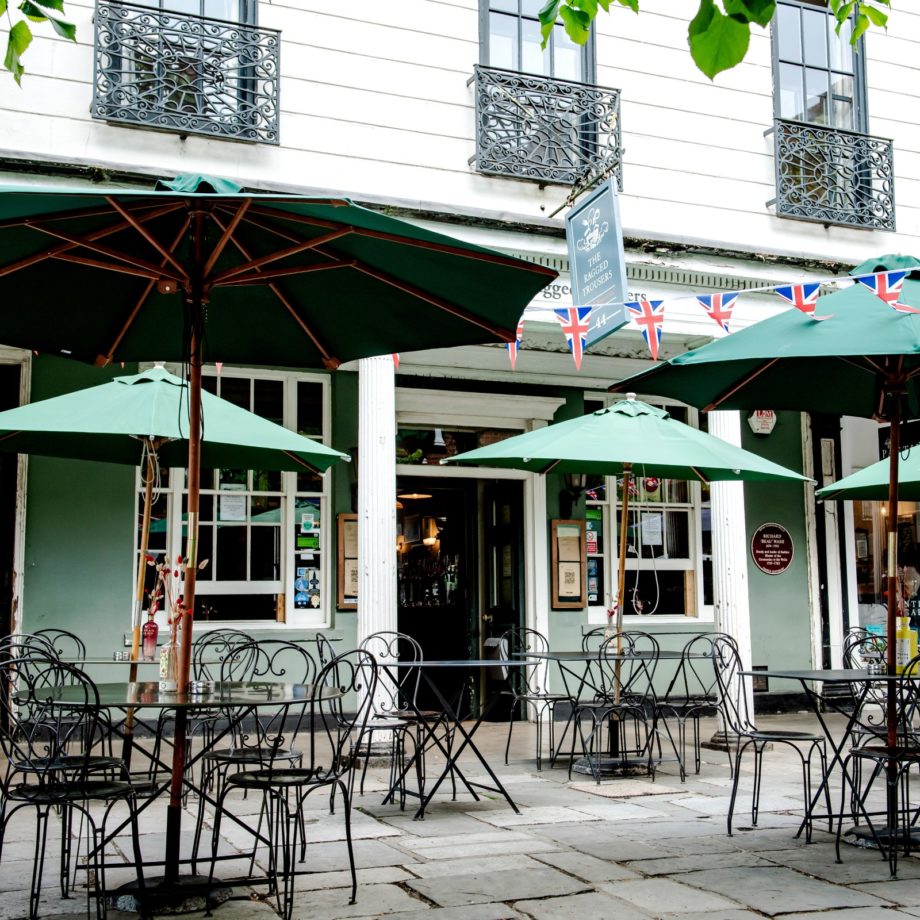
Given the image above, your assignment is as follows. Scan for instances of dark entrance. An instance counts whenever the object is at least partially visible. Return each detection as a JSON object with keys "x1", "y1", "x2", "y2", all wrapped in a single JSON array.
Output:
[
  {"x1": 0, "y1": 364, "x2": 20, "y2": 643},
  {"x1": 395, "y1": 476, "x2": 524, "y2": 717}
]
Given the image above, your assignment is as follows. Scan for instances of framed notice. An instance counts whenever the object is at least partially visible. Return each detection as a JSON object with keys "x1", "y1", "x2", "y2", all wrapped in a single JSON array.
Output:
[
  {"x1": 337, "y1": 513, "x2": 358, "y2": 609},
  {"x1": 551, "y1": 519, "x2": 586, "y2": 609}
]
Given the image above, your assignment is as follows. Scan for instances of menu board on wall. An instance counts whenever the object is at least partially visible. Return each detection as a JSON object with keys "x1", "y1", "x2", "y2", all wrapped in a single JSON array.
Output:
[
  {"x1": 551, "y1": 519, "x2": 586, "y2": 609},
  {"x1": 337, "y1": 513, "x2": 358, "y2": 609}
]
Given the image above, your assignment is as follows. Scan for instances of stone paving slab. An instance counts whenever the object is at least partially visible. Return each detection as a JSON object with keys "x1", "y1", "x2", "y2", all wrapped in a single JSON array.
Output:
[
  {"x1": 567, "y1": 780, "x2": 683, "y2": 797},
  {"x1": 385, "y1": 905, "x2": 524, "y2": 920},
  {"x1": 623, "y1": 850, "x2": 775, "y2": 876},
  {"x1": 406, "y1": 854, "x2": 543, "y2": 879},
  {"x1": 599, "y1": 877, "x2": 743, "y2": 914},
  {"x1": 513, "y1": 890, "x2": 653, "y2": 919},
  {"x1": 852, "y1": 878, "x2": 920, "y2": 907},
  {"x1": 406, "y1": 867, "x2": 588, "y2": 908},
  {"x1": 288, "y1": 882, "x2": 423, "y2": 918},
  {"x1": 676, "y1": 866, "x2": 895, "y2": 915},
  {"x1": 532, "y1": 850, "x2": 641, "y2": 883}
]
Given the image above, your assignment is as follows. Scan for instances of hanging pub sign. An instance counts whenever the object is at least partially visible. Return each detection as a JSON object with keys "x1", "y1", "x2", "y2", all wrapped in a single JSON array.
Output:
[
  {"x1": 565, "y1": 179, "x2": 629, "y2": 349},
  {"x1": 751, "y1": 522, "x2": 794, "y2": 575}
]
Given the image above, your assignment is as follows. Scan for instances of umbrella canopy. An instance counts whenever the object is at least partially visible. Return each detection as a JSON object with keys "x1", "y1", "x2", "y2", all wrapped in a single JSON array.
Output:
[
  {"x1": 0, "y1": 175, "x2": 555, "y2": 369},
  {"x1": 0, "y1": 173, "x2": 554, "y2": 885},
  {"x1": 817, "y1": 453, "x2": 920, "y2": 501},
  {"x1": 444, "y1": 395, "x2": 810, "y2": 484},
  {"x1": 612, "y1": 253, "x2": 920, "y2": 756},
  {"x1": 445, "y1": 395, "x2": 807, "y2": 635},
  {"x1": 0, "y1": 365, "x2": 346, "y2": 472}
]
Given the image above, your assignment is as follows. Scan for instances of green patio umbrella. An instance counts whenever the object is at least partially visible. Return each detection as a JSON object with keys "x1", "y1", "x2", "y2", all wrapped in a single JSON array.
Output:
[
  {"x1": 613, "y1": 253, "x2": 920, "y2": 769},
  {"x1": 0, "y1": 363, "x2": 346, "y2": 667},
  {"x1": 0, "y1": 173, "x2": 555, "y2": 888},
  {"x1": 817, "y1": 453, "x2": 920, "y2": 502},
  {"x1": 445, "y1": 394, "x2": 808, "y2": 634}
]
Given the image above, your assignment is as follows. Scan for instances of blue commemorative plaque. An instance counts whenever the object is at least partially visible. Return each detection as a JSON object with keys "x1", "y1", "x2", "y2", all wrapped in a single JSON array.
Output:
[{"x1": 565, "y1": 179, "x2": 629, "y2": 348}]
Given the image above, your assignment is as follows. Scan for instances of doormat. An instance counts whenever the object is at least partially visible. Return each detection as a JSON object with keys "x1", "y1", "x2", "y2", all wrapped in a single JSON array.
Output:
[{"x1": 568, "y1": 780, "x2": 682, "y2": 797}]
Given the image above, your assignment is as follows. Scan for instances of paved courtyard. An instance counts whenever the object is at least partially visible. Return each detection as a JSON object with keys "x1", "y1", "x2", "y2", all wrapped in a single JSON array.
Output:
[{"x1": 1, "y1": 713, "x2": 917, "y2": 920}]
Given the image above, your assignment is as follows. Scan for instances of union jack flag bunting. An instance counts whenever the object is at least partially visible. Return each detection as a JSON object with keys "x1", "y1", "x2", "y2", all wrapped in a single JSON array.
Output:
[
  {"x1": 696, "y1": 292, "x2": 738, "y2": 334},
  {"x1": 855, "y1": 270, "x2": 920, "y2": 314},
  {"x1": 392, "y1": 353, "x2": 399, "y2": 369},
  {"x1": 775, "y1": 283, "x2": 830, "y2": 320},
  {"x1": 507, "y1": 315, "x2": 526, "y2": 369},
  {"x1": 627, "y1": 299, "x2": 665, "y2": 361},
  {"x1": 554, "y1": 306, "x2": 592, "y2": 370}
]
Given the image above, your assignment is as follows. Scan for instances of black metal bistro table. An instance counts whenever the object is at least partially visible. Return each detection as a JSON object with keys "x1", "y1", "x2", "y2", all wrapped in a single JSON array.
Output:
[
  {"x1": 520, "y1": 649, "x2": 689, "y2": 774},
  {"x1": 741, "y1": 668, "x2": 920, "y2": 867},
  {"x1": 379, "y1": 658, "x2": 539, "y2": 819},
  {"x1": 44, "y1": 680, "x2": 342, "y2": 910}
]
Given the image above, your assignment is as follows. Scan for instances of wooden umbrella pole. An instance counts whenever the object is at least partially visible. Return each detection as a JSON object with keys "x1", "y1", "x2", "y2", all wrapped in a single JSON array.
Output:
[{"x1": 613, "y1": 464, "x2": 631, "y2": 710}]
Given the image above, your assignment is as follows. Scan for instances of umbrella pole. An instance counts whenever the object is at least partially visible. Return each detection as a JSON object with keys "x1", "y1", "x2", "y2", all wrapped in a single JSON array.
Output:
[
  {"x1": 610, "y1": 464, "x2": 631, "y2": 759},
  {"x1": 121, "y1": 440, "x2": 157, "y2": 767},
  {"x1": 885, "y1": 387, "x2": 901, "y2": 860}
]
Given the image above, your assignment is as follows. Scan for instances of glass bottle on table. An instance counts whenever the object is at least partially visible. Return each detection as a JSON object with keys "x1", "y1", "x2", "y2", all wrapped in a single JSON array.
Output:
[
  {"x1": 142, "y1": 610, "x2": 159, "y2": 661},
  {"x1": 159, "y1": 630, "x2": 179, "y2": 693}
]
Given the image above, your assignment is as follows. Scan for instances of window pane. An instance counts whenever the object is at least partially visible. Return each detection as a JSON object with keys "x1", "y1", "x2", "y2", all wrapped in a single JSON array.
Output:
[
  {"x1": 197, "y1": 525, "x2": 213, "y2": 580},
  {"x1": 553, "y1": 23, "x2": 583, "y2": 82},
  {"x1": 831, "y1": 72, "x2": 854, "y2": 129},
  {"x1": 586, "y1": 506, "x2": 604, "y2": 556},
  {"x1": 196, "y1": 594, "x2": 276, "y2": 620},
  {"x1": 198, "y1": 494, "x2": 214, "y2": 521},
  {"x1": 297, "y1": 381, "x2": 324, "y2": 438},
  {"x1": 802, "y1": 8, "x2": 828, "y2": 68},
  {"x1": 251, "y1": 526, "x2": 280, "y2": 580},
  {"x1": 219, "y1": 376, "x2": 250, "y2": 410},
  {"x1": 624, "y1": 570, "x2": 691, "y2": 616},
  {"x1": 521, "y1": 0, "x2": 543, "y2": 15},
  {"x1": 779, "y1": 63, "x2": 805, "y2": 120},
  {"x1": 202, "y1": 375, "x2": 218, "y2": 395},
  {"x1": 254, "y1": 378, "x2": 284, "y2": 427},
  {"x1": 490, "y1": 0, "x2": 516, "y2": 11},
  {"x1": 522, "y1": 16, "x2": 549, "y2": 75},
  {"x1": 216, "y1": 525, "x2": 247, "y2": 579},
  {"x1": 252, "y1": 470, "x2": 282, "y2": 493},
  {"x1": 489, "y1": 12, "x2": 518, "y2": 70},
  {"x1": 203, "y1": 0, "x2": 237, "y2": 20},
  {"x1": 776, "y1": 3, "x2": 802, "y2": 62},
  {"x1": 829, "y1": 15, "x2": 853, "y2": 72},
  {"x1": 805, "y1": 66, "x2": 828, "y2": 124}
]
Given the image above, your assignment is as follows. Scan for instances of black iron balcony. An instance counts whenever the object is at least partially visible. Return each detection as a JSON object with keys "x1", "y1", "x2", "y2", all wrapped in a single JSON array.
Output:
[
  {"x1": 767, "y1": 118, "x2": 894, "y2": 231},
  {"x1": 469, "y1": 65, "x2": 621, "y2": 188},
  {"x1": 92, "y1": 0, "x2": 280, "y2": 144}
]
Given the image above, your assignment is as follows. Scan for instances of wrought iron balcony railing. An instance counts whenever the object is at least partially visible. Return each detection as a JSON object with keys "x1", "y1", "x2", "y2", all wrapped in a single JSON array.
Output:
[
  {"x1": 767, "y1": 118, "x2": 894, "y2": 231},
  {"x1": 469, "y1": 65, "x2": 622, "y2": 188},
  {"x1": 93, "y1": 0, "x2": 280, "y2": 144}
]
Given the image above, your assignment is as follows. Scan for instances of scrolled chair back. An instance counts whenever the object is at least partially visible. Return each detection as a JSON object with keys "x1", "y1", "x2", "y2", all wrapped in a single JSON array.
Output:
[
  {"x1": 843, "y1": 627, "x2": 888, "y2": 670},
  {"x1": 597, "y1": 631, "x2": 659, "y2": 703},
  {"x1": 710, "y1": 634, "x2": 756, "y2": 735},
  {"x1": 192, "y1": 628, "x2": 252, "y2": 681},
  {"x1": 0, "y1": 652, "x2": 105, "y2": 786},
  {"x1": 358, "y1": 630, "x2": 422, "y2": 716},
  {"x1": 308, "y1": 649, "x2": 378, "y2": 783},
  {"x1": 0, "y1": 633, "x2": 57, "y2": 660},
  {"x1": 32, "y1": 628, "x2": 86, "y2": 662},
  {"x1": 499, "y1": 626, "x2": 550, "y2": 697},
  {"x1": 664, "y1": 632, "x2": 734, "y2": 704}
]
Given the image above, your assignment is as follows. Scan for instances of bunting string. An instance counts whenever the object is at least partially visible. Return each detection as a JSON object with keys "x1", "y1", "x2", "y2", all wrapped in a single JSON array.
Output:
[{"x1": 510, "y1": 267, "x2": 920, "y2": 366}]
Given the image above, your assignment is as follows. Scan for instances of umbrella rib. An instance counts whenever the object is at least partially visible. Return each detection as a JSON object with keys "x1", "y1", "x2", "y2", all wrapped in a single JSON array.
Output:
[
  {"x1": 210, "y1": 212, "x2": 340, "y2": 369},
  {"x1": 210, "y1": 226, "x2": 353, "y2": 284},
  {"x1": 107, "y1": 196, "x2": 189, "y2": 281},
  {"x1": 244, "y1": 204, "x2": 557, "y2": 275},
  {"x1": 343, "y1": 258, "x2": 515, "y2": 340},
  {"x1": 702, "y1": 358, "x2": 779, "y2": 412},
  {"x1": 31, "y1": 223, "x2": 185, "y2": 283},
  {"x1": 52, "y1": 251, "x2": 174, "y2": 282},
  {"x1": 96, "y1": 218, "x2": 191, "y2": 366},
  {"x1": 0, "y1": 200, "x2": 181, "y2": 232},
  {"x1": 281, "y1": 449, "x2": 322, "y2": 474},
  {"x1": 0, "y1": 203, "x2": 186, "y2": 280},
  {"x1": 689, "y1": 466, "x2": 710, "y2": 483},
  {"x1": 215, "y1": 261, "x2": 357, "y2": 287},
  {"x1": 202, "y1": 199, "x2": 251, "y2": 278}
]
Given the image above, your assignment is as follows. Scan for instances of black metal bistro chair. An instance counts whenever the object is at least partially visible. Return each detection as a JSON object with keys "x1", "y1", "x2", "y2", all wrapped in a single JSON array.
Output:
[
  {"x1": 205, "y1": 649, "x2": 377, "y2": 920},
  {"x1": 835, "y1": 653, "x2": 920, "y2": 876},
  {"x1": 191, "y1": 639, "x2": 317, "y2": 867},
  {"x1": 31, "y1": 629, "x2": 87, "y2": 663},
  {"x1": 569, "y1": 632, "x2": 660, "y2": 783},
  {"x1": 498, "y1": 627, "x2": 571, "y2": 770},
  {"x1": 0, "y1": 653, "x2": 145, "y2": 920},
  {"x1": 655, "y1": 633, "x2": 732, "y2": 781},
  {"x1": 711, "y1": 635, "x2": 830, "y2": 838}
]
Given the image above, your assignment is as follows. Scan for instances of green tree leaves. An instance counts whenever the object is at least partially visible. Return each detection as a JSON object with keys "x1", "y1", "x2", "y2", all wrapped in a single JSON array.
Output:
[
  {"x1": 540, "y1": 0, "x2": 889, "y2": 81},
  {"x1": 3, "y1": 0, "x2": 75, "y2": 84}
]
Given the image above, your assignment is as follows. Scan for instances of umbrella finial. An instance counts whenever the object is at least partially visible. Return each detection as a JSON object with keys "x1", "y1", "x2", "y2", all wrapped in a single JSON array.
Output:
[{"x1": 626, "y1": 392, "x2": 637, "y2": 401}]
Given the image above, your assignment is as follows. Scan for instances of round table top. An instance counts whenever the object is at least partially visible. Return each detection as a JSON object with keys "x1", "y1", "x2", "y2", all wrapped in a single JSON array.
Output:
[
  {"x1": 37, "y1": 680, "x2": 342, "y2": 709},
  {"x1": 741, "y1": 668, "x2": 919, "y2": 683},
  {"x1": 382, "y1": 658, "x2": 539, "y2": 668},
  {"x1": 517, "y1": 650, "x2": 687, "y2": 662}
]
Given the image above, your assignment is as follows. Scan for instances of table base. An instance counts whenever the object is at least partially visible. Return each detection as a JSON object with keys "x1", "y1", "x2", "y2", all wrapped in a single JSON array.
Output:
[
  {"x1": 571, "y1": 755, "x2": 652, "y2": 778},
  {"x1": 845, "y1": 825, "x2": 920, "y2": 851},
  {"x1": 110, "y1": 874, "x2": 233, "y2": 914}
]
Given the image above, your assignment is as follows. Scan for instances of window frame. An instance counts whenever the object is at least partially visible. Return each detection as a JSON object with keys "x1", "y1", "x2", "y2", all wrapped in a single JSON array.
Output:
[
  {"x1": 132, "y1": 365, "x2": 333, "y2": 632},
  {"x1": 479, "y1": 0, "x2": 596, "y2": 83},
  {"x1": 770, "y1": 0, "x2": 868, "y2": 132},
  {"x1": 583, "y1": 393, "x2": 713, "y2": 626}
]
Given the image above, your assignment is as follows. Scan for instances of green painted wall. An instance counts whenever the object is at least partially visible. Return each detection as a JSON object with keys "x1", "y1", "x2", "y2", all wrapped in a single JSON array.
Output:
[
  {"x1": 742, "y1": 411, "x2": 814, "y2": 678},
  {"x1": 22, "y1": 357, "x2": 138, "y2": 658}
]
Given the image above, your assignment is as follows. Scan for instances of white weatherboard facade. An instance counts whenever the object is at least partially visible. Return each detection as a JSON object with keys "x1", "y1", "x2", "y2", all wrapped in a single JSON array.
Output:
[{"x1": 2, "y1": 0, "x2": 918, "y2": 685}]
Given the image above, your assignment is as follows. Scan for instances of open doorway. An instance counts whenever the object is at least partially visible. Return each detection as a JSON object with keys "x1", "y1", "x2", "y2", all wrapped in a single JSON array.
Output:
[{"x1": 395, "y1": 476, "x2": 524, "y2": 715}]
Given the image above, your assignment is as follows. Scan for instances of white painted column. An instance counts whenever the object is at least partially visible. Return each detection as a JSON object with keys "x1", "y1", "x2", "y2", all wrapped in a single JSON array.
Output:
[
  {"x1": 708, "y1": 410, "x2": 754, "y2": 714},
  {"x1": 357, "y1": 356, "x2": 397, "y2": 646}
]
